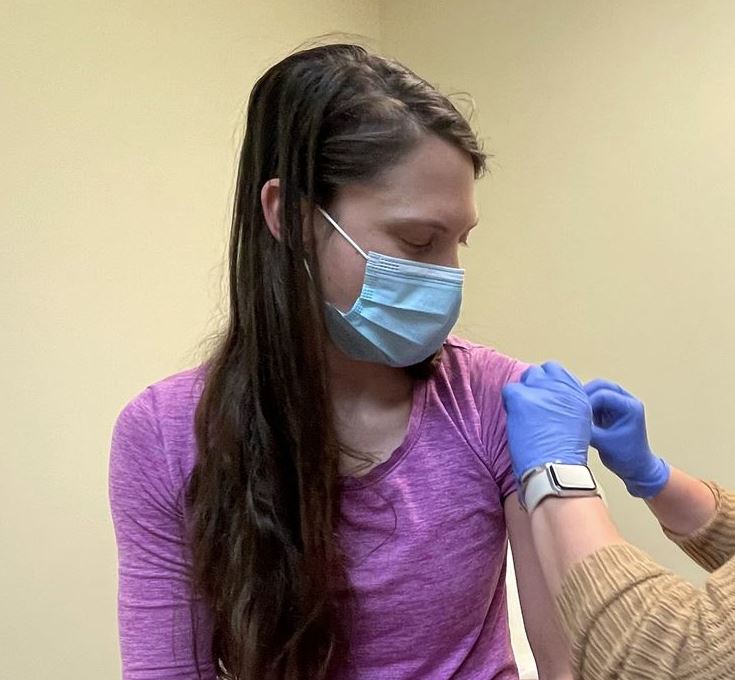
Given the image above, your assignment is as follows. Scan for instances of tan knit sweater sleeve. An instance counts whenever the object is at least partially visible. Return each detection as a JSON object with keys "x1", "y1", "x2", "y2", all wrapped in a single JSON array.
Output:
[
  {"x1": 555, "y1": 485, "x2": 735, "y2": 680},
  {"x1": 663, "y1": 482, "x2": 735, "y2": 570}
]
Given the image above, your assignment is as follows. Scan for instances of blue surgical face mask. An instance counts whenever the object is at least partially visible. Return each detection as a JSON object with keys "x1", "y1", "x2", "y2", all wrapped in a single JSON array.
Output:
[{"x1": 316, "y1": 206, "x2": 464, "y2": 368}]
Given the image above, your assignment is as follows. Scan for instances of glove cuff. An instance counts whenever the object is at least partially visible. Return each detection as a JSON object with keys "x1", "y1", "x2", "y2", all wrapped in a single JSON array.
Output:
[{"x1": 624, "y1": 456, "x2": 671, "y2": 498}]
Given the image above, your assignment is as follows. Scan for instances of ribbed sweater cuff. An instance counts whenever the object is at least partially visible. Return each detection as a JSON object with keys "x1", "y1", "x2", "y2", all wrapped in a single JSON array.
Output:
[{"x1": 662, "y1": 482, "x2": 735, "y2": 571}]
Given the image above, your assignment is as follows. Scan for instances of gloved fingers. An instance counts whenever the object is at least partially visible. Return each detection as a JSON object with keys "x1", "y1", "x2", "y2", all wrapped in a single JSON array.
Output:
[
  {"x1": 589, "y1": 389, "x2": 635, "y2": 418},
  {"x1": 584, "y1": 378, "x2": 633, "y2": 399},
  {"x1": 501, "y1": 382, "x2": 525, "y2": 412},
  {"x1": 588, "y1": 388, "x2": 634, "y2": 426},
  {"x1": 520, "y1": 364, "x2": 546, "y2": 386},
  {"x1": 540, "y1": 360, "x2": 585, "y2": 389}
]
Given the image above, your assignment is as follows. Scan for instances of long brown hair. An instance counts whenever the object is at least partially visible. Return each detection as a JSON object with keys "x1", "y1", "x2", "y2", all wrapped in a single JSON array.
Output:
[{"x1": 186, "y1": 43, "x2": 486, "y2": 679}]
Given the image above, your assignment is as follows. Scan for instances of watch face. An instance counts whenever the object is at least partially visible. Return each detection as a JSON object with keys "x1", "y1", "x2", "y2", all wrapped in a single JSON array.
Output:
[{"x1": 550, "y1": 464, "x2": 596, "y2": 491}]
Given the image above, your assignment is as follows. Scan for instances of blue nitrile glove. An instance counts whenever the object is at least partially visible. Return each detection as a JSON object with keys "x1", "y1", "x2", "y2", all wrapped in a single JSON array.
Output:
[
  {"x1": 501, "y1": 361, "x2": 592, "y2": 484},
  {"x1": 584, "y1": 379, "x2": 671, "y2": 498}
]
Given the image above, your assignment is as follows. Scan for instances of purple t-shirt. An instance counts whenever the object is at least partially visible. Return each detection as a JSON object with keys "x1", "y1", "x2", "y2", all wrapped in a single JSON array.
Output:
[{"x1": 109, "y1": 337, "x2": 527, "y2": 679}]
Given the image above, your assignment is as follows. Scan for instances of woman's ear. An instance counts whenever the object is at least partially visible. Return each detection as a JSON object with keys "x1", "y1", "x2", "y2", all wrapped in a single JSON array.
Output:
[
  {"x1": 260, "y1": 178, "x2": 282, "y2": 240},
  {"x1": 261, "y1": 178, "x2": 321, "y2": 248}
]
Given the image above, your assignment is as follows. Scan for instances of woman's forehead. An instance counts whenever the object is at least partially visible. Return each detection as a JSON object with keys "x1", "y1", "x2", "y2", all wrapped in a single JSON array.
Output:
[
  {"x1": 333, "y1": 175, "x2": 478, "y2": 235},
  {"x1": 378, "y1": 136, "x2": 476, "y2": 191}
]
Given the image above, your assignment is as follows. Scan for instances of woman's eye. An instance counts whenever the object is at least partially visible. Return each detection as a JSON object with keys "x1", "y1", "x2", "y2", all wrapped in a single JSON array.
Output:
[{"x1": 401, "y1": 238, "x2": 432, "y2": 250}]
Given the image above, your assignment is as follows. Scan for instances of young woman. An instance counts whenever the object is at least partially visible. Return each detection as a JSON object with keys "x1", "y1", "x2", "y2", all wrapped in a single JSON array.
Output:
[{"x1": 109, "y1": 44, "x2": 572, "y2": 680}]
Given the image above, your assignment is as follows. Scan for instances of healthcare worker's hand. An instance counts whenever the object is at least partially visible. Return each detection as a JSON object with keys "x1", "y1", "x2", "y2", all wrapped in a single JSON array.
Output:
[
  {"x1": 502, "y1": 361, "x2": 592, "y2": 483},
  {"x1": 584, "y1": 379, "x2": 671, "y2": 498}
]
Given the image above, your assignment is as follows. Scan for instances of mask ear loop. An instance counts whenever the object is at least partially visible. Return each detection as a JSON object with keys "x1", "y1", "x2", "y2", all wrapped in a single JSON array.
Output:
[{"x1": 317, "y1": 206, "x2": 369, "y2": 261}]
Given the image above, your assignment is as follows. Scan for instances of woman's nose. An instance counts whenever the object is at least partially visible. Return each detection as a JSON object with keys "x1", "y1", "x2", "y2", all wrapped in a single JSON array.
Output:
[{"x1": 441, "y1": 249, "x2": 461, "y2": 269}]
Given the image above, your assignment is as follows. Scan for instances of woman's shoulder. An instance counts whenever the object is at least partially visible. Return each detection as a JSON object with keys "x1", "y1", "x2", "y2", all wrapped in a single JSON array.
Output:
[
  {"x1": 111, "y1": 366, "x2": 206, "y2": 493},
  {"x1": 146, "y1": 365, "x2": 206, "y2": 419},
  {"x1": 116, "y1": 366, "x2": 205, "y2": 432},
  {"x1": 435, "y1": 336, "x2": 529, "y2": 426},
  {"x1": 442, "y1": 336, "x2": 528, "y2": 386},
  {"x1": 435, "y1": 337, "x2": 529, "y2": 488}
]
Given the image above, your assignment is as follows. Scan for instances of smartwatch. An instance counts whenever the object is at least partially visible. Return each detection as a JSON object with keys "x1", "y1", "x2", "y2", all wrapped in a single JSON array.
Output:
[{"x1": 520, "y1": 462, "x2": 600, "y2": 514}]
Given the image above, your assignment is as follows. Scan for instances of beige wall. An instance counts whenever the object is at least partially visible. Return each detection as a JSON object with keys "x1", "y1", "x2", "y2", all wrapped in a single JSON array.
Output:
[
  {"x1": 383, "y1": 0, "x2": 735, "y2": 583},
  {"x1": 5, "y1": 1, "x2": 735, "y2": 676},
  {"x1": 2, "y1": 2, "x2": 379, "y2": 676}
]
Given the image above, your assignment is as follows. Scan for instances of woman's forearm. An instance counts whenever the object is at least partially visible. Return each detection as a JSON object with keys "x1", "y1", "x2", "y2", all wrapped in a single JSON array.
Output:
[
  {"x1": 645, "y1": 466, "x2": 717, "y2": 536},
  {"x1": 526, "y1": 470, "x2": 718, "y2": 598},
  {"x1": 529, "y1": 493, "x2": 735, "y2": 680},
  {"x1": 529, "y1": 496, "x2": 625, "y2": 597}
]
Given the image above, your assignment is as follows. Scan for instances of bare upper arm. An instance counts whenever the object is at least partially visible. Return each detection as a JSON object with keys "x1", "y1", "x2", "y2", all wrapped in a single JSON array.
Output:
[{"x1": 505, "y1": 492, "x2": 574, "y2": 680}]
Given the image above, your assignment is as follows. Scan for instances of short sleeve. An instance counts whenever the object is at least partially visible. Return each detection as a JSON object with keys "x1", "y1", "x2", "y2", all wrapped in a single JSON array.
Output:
[
  {"x1": 108, "y1": 388, "x2": 216, "y2": 679},
  {"x1": 470, "y1": 347, "x2": 529, "y2": 500}
]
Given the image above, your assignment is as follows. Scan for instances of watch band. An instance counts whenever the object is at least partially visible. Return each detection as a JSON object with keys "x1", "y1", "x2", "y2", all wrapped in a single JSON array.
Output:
[{"x1": 522, "y1": 463, "x2": 600, "y2": 514}]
